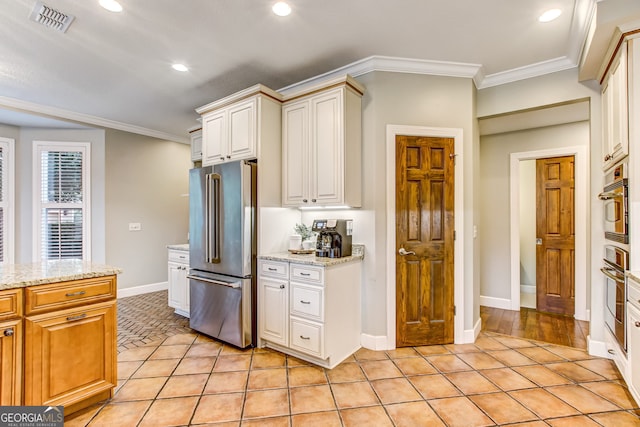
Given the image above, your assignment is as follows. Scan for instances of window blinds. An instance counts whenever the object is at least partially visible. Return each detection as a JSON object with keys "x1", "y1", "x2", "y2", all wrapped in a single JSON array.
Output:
[{"x1": 40, "y1": 150, "x2": 84, "y2": 260}]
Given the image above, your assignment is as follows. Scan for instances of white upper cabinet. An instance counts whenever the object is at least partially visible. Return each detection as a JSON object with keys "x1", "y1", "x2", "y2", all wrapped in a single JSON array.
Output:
[
  {"x1": 601, "y1": 40, "x2": 629, "y2": 170},
  {"x1": 189, "y1": 127, "x2": 202, "y2": 162},
  {"x1": 197, "y1": 85, "x2": 281, "y2": 167},
  {"x1": 282, "y1": 75, "x2": 364, "y2": 208}
]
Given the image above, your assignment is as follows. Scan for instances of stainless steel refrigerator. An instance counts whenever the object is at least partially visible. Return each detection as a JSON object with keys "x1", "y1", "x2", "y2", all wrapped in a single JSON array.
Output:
[{"x1": 188, "y1": 160, "x2": 256, "y2": 348}]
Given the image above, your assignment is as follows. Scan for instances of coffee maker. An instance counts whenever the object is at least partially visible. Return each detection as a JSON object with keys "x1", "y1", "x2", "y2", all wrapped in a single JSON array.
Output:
[{"x1": 312, "y1": 219, "x2": 353, "y2": 258}]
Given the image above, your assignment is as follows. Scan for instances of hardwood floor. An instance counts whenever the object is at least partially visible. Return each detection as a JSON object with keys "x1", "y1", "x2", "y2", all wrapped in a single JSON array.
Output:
[{"x1": 480, "y1": 305, "x2": 590, "y2": 349}]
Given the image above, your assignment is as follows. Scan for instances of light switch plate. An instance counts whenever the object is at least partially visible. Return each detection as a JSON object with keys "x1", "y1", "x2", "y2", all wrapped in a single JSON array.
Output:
[{"x1": 129, "y1": 222, "x2": 141, "y2": 231}]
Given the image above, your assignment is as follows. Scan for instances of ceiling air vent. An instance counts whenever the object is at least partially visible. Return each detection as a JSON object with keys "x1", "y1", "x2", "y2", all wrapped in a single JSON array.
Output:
[{"x1": 29, "y1": 1, "x2": 75, "y2": 33}]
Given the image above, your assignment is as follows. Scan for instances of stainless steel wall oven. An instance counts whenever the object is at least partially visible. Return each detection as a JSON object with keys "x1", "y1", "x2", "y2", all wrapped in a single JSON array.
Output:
[
  {"x1": 601, "y1": 245, "x2": 629, "y2": 352},
  {"x1": 599, "y1": 161, "x2": 628, "y2": 244}
]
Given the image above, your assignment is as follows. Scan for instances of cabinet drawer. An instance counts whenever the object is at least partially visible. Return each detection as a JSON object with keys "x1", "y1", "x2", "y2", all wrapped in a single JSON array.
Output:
[
  {"x1": 260, "y1": 260, "x2": 289, "y2": 279},
  {"x1": 290, "y1": 283, "x2": 323, "y2": 321},
  {"x1": 628, "y1": 278, "x2": 640, "y2": 311},
  {"x1": 25, "y1": 276, "x2": 117, "y2": 315},
  {"x1": 290, "y1": 318, "x2": 323, "y2": 357},
  {"x1": 168, "y1": 249, "x2": 189, "y2": 264},
  {"x1": 290, "y1": 264, "x2": 323, "y2": 284},
  {"x1": 0, "y1": 288, "x2": 22, "y2": 321}
]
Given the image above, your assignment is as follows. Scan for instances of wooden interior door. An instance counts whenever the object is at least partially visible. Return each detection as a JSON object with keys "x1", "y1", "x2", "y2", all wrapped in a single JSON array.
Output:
[
  {"x1": 536, "y1": 156, "x2": 575, "y2": 315},
  {"x1": 395, "y1": 135, "x2": 454, "y2": 347}
]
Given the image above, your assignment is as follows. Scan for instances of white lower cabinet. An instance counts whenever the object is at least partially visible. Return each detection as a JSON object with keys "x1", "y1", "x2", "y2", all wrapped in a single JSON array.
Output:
[
  {"x1": 627, "y1": 276, "x2": 640, "y2": 404},
  {"x1": 258, "y1": 258, "x2": 361, "y2": 369},
  {"x1": 168, "y1": 248, "x2": 190, "y2": 318}
]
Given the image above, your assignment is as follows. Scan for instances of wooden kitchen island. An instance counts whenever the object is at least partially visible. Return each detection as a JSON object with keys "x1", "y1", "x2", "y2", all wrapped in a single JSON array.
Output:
[{"x1": 0, "y1": 260, "x2": 121, "y2": 414}]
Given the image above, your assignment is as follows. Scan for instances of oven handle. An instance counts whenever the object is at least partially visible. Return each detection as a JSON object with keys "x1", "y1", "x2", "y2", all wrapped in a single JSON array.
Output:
[
  {"x1": 598, "y1": 191, "x2": 621, "y2": 200},
  {"x1": 600, "y1": 267, "x2": 625, "y2": 283}
]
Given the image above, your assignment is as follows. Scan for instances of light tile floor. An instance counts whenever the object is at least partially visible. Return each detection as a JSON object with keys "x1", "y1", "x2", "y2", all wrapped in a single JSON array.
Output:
[{"x1": 65, "y1": 331, "x2": 640, "y2": 426}]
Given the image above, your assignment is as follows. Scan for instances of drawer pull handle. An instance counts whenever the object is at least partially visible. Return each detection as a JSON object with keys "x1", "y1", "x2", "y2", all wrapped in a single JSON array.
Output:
[
  {"x1": 67, "y1": 313, "x2": 87, "y2": 322},
  {"x1": 65, "y1": 290, "x2": 86, "y2": 297},
  {"x1": 268, "y1": 268, "x2": 277, "y2": 271},
  {"x1": 279, "y1": 285, "x2": 285, "y2": 289},
  {"x1": 607, "y1": 349, "x2": 615, "y2": 355},
  {"x1": 300, "y1": 300, "x2": 311, "y2": 304},
  {"x1": 636, "y1": 321, "x2": 640, "y2": 328},
  {"x1": 3, "y1": 328, "x2": 13, "y2": 337},
  {"x1": 300, "y1": 273, "x2": 311, "y2": 276},
  {"x1": 300, "y1": 335, "x2": 310, "y2": 340}
]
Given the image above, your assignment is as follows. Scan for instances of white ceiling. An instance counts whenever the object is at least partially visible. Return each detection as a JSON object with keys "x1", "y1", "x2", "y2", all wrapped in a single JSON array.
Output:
[{"x1": 0, "y1": 0, "x2": 639, "y2": 142}]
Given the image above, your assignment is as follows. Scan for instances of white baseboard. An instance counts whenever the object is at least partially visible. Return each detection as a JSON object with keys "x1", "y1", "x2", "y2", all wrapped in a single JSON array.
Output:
[
  {"x1": 588, "y1": 336, "x2": 609, "y2": 358},
  {"x1": 462, "y1": 317, "x2": 482, "y2": 344},
  {"x1": 118, "y1": 281, "x2": 168, "y2": 298},
  {"x1": 361, "y1": 333, "x2": 390, "y2": 350},
  {"x1": 479, "y1": 295, "x2": 512, "y2": 310}
]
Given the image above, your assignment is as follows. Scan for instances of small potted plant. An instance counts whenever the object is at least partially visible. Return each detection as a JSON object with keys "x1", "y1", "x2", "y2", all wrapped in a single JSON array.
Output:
[{"x1": 294, "y1": 223, "x2": 316, "y2": 250}]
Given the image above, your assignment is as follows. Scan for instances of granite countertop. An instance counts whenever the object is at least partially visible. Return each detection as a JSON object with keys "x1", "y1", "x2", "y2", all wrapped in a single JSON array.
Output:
[
  {"x1": 167, "y1": 243, "x2": 189, "y2": 251},
  {"x1": 259, "y1": 244, "x2": 364, "y2": 267},
  {"x1": 0, "y1": 260, "x2": 123, "y2": 291},
  {"x1": 627, "y1": 271, "x2": 640, "y2": 284}
]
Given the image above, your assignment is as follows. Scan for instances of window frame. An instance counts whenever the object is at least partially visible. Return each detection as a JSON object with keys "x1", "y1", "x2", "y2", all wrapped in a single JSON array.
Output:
[
  {"x1": 32, "y1": 141, "x2": 91, "y2": 262},
  {"x1": 0, "y1": 137, "x2": 15, "y2": 264}
]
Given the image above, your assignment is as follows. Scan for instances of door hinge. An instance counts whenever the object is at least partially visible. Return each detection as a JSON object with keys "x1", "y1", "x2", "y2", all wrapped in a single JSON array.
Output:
[
  {"x1": 454, "y1": 230, "x2": 456, "y2": 240},
  {"x1": 449, "y1": 153, "x2": 457, "y2": 165},
  {"x1": 453, "y1": 305, "x2": 456, "y2": 316}
]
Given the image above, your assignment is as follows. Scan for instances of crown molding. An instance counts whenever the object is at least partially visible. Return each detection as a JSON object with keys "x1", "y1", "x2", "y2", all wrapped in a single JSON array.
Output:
[
  {"x1": 279, "y1": 54, "x2": 580, "y2": 94},
  {"x1": 0, "y1": 95, "x2": 189, "y2": 144},
  {"x1": 278, "y1": 55, "x2": 484, "y2": 97},
  {"x1": 477, "y1": 56, "x2": 577, "y2": 89}
]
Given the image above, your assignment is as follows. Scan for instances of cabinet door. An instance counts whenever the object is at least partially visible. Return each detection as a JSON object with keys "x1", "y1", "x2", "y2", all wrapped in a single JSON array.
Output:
[
  {"x1": 24, "y1": 300, "x2": 117, "y2": 406},
  {"x1": 258, "y1": 277, "x2": 288, "y2": 346},
  {"x1": 228, "y1": 98, "x2": 257, "y2": 161},
  {"x1": 282, "y1": 100, "x2": 310, "y2": 206},
  {"x1": 628, "y1": 303, "x2": 640, "y2": 400},
  {"x1": 0, "y1": 318, "x2": 22, "y2": 405},
  {"x1": 202, "y1": 110, "x2": 227, "y2": 166},
  {"x1": 180, "y1": 265, "x2": 190, "y2": 316},
  {"x1": 602, "y1": 42, "x2": 629, "y2": 170},
  {"x1": 190, "y1": 129, "x2": 203, "y2": 162},
  {"x1": 168, "y1": 262, "x2": 182, "y2": 310},
  {"x1": 310, "y1": 88, "x2": 343, "y2": 205}
]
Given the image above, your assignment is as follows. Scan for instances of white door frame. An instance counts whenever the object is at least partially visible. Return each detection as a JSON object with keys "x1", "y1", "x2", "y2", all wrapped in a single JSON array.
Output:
[
  {"x1": 386, "y1": 125, "x2": 465, "y2": 349},
  {"x1": 509, "y1": 146, "x2": 588, "y2": 321}
]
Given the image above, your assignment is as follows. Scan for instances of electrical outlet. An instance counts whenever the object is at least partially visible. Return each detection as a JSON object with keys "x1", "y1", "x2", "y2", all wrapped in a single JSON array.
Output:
[{"x1": 129, "y1": 222, "x2": 141, "y2": 231}]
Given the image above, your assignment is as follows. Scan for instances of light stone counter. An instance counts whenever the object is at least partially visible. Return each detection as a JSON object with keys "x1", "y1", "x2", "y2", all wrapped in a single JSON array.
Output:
[
  {"x1": 627, "y1": 271, "x2": 640, "y2": 284},
  {"x1": 0, "y1": 260, "x2": 122, "y2": 290},
  {"x1": 167, "y1": 243, "x2": 189, "y2": 251},
  {"x1": 259, "y1": 244, "x2": 364, "y2": 267}
]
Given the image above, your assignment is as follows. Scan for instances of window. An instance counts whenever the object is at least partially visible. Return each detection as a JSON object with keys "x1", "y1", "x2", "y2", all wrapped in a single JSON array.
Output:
[
  {"x1": 33, "y1": 142, "x2": 91, "y2": 261},
  {"x1": 0, "y1": 137, "x2": 15, "y2": 264}
]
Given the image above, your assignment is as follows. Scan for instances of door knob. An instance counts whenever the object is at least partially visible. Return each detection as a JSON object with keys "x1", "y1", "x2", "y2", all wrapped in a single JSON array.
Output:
[
  {"x1": 398, "y1": 247, "x2": 416, "y2": 256},
  {"x1": 536, "y1": 238, "x2": 542, "y2": 245}
]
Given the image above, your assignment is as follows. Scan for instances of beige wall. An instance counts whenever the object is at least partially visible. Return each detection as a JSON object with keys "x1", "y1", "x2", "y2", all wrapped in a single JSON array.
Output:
[
  {"x1": 105, "y1": 129, "x2": 191, "y2": 289},
  {"x1": 480, "y1": 122, "x2": 590, "y2": 301},
  {"x1": 519, "y1": 160, "x2": 536, "y2": 289},
  {"x1": 301, "y1": 71, "x2": 479, "y2": 338}
]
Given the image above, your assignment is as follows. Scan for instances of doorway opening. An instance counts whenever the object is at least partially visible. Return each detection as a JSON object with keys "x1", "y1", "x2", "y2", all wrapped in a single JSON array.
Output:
[{"x1": 509, "y1": 146, "x2": 588, "y2": 321}]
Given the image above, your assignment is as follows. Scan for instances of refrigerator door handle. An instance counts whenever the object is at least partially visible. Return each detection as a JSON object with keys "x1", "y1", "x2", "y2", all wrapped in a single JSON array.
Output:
[
  {"x1": 187, "y1": 275, "x2": 241, "y2": 289},
  {"x1": 205, "y1": 173, "x2": 221, "y2": 263}
]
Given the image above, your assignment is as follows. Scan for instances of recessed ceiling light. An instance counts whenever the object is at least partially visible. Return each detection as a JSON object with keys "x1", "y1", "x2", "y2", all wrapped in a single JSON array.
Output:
[
  {"x1": 539, "y1": 9, "x2": 561, "y2": 23},
  {"x1": 272, "y1": 1, "x2": 291, "y2": 17},
  {"x1": 99, "y1": 0, "x2": 123, "y2": 13},
  {"x1": 172, "y1": 63, "x2": 188, "y2": 72}
]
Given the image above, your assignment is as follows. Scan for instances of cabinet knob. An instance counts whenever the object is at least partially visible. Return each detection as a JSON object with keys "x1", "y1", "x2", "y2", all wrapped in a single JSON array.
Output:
[
  {"x1": 226, "y1": 155, "x2": 231, "y2": 159},
  {"x1": 311, "y1": 199, "x2": 317, "y2": 203},
  {"x1": 604, "y1": 154, "x2": 612, "y2": 161},
  {"x1": 607, "y1": 349, "x2": 615, "y2": 355},
  {"x1": 220, "y1": 157, "x2": 225, "y2": 161},
  {"x1": 3, "y1": 328, "x2": 13, "y2": 337},
  {"x1": 302, "y1": 199, "x2": 308, "y2": 203},
  {"x1": 279, "y1": 284, "x2": 285, "y2": 289},
  {"x1": 635, "y1": 321, "x2": 640, "y2": 328}
]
